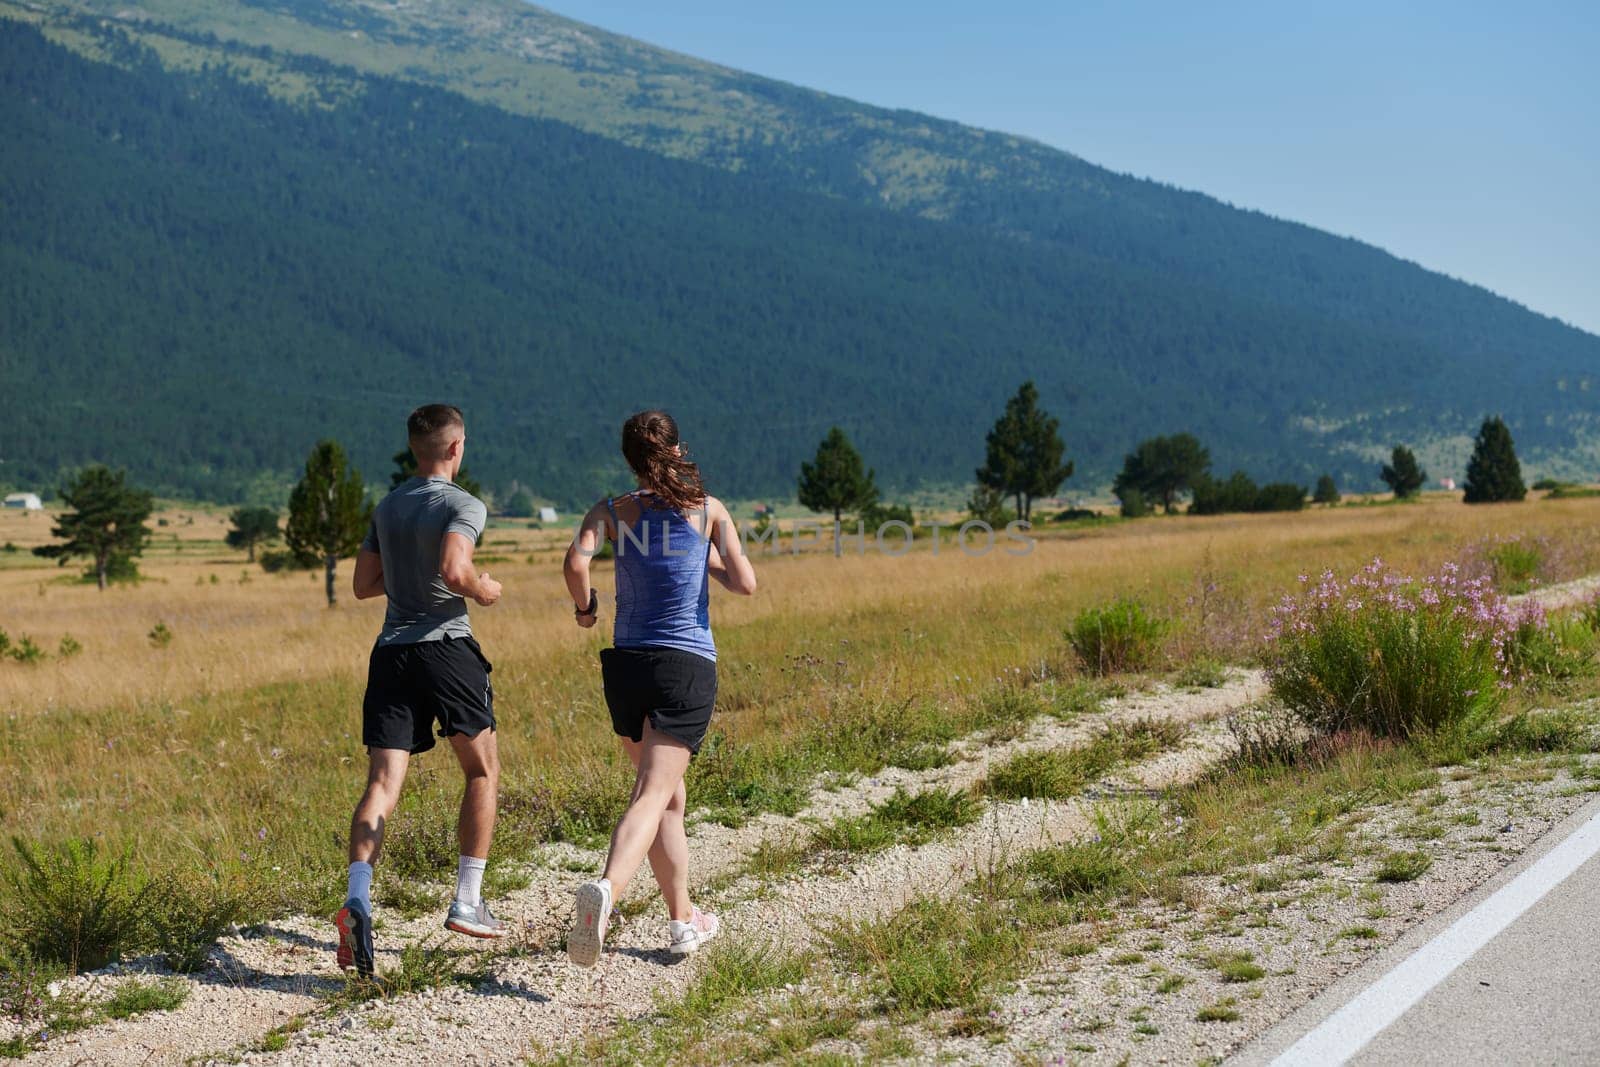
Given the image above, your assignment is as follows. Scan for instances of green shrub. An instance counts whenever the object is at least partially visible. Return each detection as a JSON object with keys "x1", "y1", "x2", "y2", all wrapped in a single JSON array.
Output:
[
  {"x1": 1173, "y1": 656, "x2": 1228, "y2": 689},
  {"x1": 1265, "y1": 562, "x2": 1516, "y2": 738},
  {"x1": 1068, "y1": 598, "x2": 1167, "y2": 675},
  {"x1": 57, "y1": 634, "x2": 83, "y2": 659},
  {"x1": 1374, "y1": 850, "x2": 1432, "y2": 883},
  {"x1": 1487, "y1": 539, "x2": 1542, "y2": 593},
  {"x1": 1580, "y1": 594, "x2": 1600, "y2": 634},
  {"x1": 1502, "y1": 613, "x2": 1595, "y2": 685},
  {"x1": 2, "y1": 838, "x2": 151, "y2": 972},
  {"x1": 1118, "y1": 488, "x2": 1151, "y2": 519},
  {"x1": 1196, "y1": 999, "x2": 1241, "y2": 1022},
  {"x1": 1026, "y1": 841, "x2": 1130, "y2": 900},
  {"x1": 147, "y1": 622, "x2": 174, "y2": 649},
  {"x1": 0, "y1": 630, "x2": 45, "y2": 665},
  {"x1": 827, "y1": 894, "x2": 1027, "y2": 1014},
  {"x1": 0, "y1": 947, "x2": 96, "y2": 1056},
  {"x1": 101, "y1": 977, "x2": 188, "y2": 1019},
  {"x1": 813, "y1": 788, "x2": 981, "y2": 854},
  {"x1": 146, "y1": 867, "x2": 264, "y2": 973}
]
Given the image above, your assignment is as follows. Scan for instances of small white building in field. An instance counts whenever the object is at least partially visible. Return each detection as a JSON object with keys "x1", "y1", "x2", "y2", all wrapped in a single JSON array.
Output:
[
  {"x1": 3, "y1": 492, "x2": 42, "y2": 510},
  {"x1": 1439, "y1": 478, "x2": 1458, "y2": 491},
  {"x1": 538, "y1": 506, "x2": 559, "y2": 524}
]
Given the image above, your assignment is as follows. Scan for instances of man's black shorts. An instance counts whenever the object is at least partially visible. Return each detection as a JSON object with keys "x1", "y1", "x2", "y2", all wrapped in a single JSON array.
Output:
[
  {"x1": 363, "y1": 636, "x2": 495, "y2": 754},
  {"x1": 599, "y1": 646, "x2": 716, "y2": 755}
]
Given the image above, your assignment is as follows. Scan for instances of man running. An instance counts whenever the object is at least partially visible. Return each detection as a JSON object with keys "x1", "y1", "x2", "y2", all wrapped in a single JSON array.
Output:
[{"x1": 335, "y1": 403, "x2": 506, "y2": 977}]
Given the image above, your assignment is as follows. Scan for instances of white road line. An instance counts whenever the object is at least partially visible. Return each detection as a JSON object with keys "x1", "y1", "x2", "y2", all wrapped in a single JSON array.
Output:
[{"x1": 1271, "y1": 807, "x2": 1600, "y2": 1066}]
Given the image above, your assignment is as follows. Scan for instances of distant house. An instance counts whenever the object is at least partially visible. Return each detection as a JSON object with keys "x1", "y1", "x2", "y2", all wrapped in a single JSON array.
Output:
[
  {"x1": 3, "y1": 492, "x2": 42, "y2": 510},
  {"x1": 538, "y1": 506, "x2": 559, "y2": 523},
  {"x1": 1439, "y1": 478, "x2": 1458, "y2": 491}
]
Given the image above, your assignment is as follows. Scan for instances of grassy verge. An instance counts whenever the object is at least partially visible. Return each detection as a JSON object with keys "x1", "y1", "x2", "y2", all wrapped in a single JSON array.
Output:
[{"x1": 558, "y1": 665, "x2": 1600, "y2": 1062}]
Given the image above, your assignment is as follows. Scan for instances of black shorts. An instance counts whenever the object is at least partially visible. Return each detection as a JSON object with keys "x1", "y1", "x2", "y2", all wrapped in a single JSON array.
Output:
[
  {"x1": 599, "y1": 646, "x2": 717, "y2": 755},
  {"x1": 363, "y1": 636, "x2": 495, "y2": 754}
]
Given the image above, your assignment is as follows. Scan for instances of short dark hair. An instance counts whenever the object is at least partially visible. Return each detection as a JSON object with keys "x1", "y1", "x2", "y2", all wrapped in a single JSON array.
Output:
[
  {"x1": 407, "y1": 404, "x2": 464, "y2": 440},
  {"x1": 407, "y1": 404, "x2": 465, "y2": 461}
]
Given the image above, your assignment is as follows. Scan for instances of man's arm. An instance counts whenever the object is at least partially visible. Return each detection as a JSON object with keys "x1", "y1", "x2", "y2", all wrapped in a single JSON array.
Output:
[
  {"x1": 441, "y1": 532, "x2": 501, "y2": 606},
  {"x1": 352, "y1": 548, "x2": 385, "y2": 600}
]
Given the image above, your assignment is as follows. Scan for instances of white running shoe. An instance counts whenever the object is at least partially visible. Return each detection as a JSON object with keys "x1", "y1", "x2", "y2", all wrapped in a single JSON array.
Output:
[
  {"x1": 668, "y1": 906, "x2": 720, "y2": 956},
  {"x1": 568, "y1": 879, "x2": 612, "y2": 967},
  {"x1": 444, "y1": 899, "x2": 507, "y2": 939}
]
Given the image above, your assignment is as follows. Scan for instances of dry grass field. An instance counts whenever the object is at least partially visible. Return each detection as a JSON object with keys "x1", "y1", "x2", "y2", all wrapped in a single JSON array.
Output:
[{"x1": 2, "y1": 495, "x2": 1598, "y2": 911}]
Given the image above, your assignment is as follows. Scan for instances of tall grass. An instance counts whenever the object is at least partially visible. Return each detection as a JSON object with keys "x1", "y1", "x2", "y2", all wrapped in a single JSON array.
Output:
[{"x1": 2, "y1": 499, "x2": 1600, "y2": 972}]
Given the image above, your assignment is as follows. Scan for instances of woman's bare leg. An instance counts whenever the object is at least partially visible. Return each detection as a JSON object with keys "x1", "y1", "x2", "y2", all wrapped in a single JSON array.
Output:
[
  {"x1": 602, "y1": 720, "x2": 692, "y2": 912},
  {"x1": 618, "y1": 734, "x2": 693, "y2": 921}
]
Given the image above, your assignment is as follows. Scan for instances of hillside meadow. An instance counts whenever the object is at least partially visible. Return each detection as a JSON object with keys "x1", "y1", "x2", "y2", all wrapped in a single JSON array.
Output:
[{"x1": 2, "y1": 495, "x2": 1598, "y2": 912}]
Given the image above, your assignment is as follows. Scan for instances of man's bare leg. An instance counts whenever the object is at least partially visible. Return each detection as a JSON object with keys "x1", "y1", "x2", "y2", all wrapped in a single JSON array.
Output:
[
  {"x1": 349, "y1": 747, "x2": 411, "y2": 865},
  {"x1": 338, "y1": 747, "x2": 409, "y2": 975},
  {"x1": 444, "y1": 729, "x2": 506, "y2": 937}
]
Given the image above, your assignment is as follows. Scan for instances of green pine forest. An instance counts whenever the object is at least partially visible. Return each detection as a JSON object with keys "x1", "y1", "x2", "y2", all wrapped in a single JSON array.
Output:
[{"x1": 2, "y1": 10, "x2": 1597, "y2": 506}]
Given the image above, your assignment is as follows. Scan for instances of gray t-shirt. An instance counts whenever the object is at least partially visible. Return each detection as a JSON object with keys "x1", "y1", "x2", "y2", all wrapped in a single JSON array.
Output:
[{"x1": 362, "y1": 476, "x2": 487, "y2": 646}]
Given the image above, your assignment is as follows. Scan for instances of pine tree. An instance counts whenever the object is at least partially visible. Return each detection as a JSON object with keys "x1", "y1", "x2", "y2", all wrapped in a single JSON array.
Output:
[
  {"x1": 797, "y1": 427, "x2": 878, "y2": 556},
  {"x1": 1380, "y1": 446, "x2": 1426, "y2": 499},
  {"x1": 1313, "y1": 474, "x2": 1341, "y2": 505},
  {"x1": 286, "y1": 440, "x2": 372, "y2": 606},
  {"x1": 1113, "y1": 434, "x2": 1210, "y2": 513},
  {"x1": 975, "y1": 382, "x2": 1073, "y2": 523},
  {"x1": 225, "y1": 506, "x2": 280, "y2": 562},
  {"x1": 1462, "y1": 416, "x2": 1526, "y2": 504},
  {"x1": 32, "y1": 466, "x2": 153, "y2": 590}
]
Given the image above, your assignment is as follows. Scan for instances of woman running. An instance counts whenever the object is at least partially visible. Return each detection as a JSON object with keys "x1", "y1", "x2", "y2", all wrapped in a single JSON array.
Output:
[{"x1": 562, "y1": 410, "x2": 757, "y2": 966}]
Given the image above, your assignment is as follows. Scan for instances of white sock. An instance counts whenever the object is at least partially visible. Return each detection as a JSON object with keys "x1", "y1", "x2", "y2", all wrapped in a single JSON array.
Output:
[
  {"x1": 346, "y1": 861, "x2": 373, "y2": 909},
  {"x1": 456, "y1": 855, "x2": 487, "y2": 907}
]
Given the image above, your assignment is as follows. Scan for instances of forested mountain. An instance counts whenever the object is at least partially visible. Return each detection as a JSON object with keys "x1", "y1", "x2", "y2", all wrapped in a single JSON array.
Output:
[{"x1": 1, "y1": 5, "x2": 1597, "y2": 504}]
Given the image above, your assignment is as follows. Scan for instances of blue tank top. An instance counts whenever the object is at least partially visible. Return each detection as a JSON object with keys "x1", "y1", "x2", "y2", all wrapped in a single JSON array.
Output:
[{"x1": 607, "y1": 491, "x2": 716, "y2": 662}]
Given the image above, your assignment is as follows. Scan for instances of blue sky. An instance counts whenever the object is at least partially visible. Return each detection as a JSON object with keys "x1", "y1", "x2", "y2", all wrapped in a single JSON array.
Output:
[{"x1": 556, "y1": 1, "x2": 1599, "y2": 335}]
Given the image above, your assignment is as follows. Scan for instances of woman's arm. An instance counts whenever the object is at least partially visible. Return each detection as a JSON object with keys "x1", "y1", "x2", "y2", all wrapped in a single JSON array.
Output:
[
  {"x1": 705, "y1": 497, "x2": 757, "y2": 596},
  {"x1": 563, "y1": 500, "x2": 610, "y2": 627}
]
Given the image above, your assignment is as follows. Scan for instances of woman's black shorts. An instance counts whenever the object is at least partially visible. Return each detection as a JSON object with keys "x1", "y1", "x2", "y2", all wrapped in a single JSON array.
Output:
[
  {"x1": 362, "y1": 635, "x2": 495, "y2": 754},
  {"x1": 599, "y1": 646, "x2": 717, "y2": 755}
]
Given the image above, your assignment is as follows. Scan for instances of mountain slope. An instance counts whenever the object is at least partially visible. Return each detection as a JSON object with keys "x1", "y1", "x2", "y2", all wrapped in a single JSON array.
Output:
[{"x1": 2, "y1": 5, "x2": 1597, "y2": 504}]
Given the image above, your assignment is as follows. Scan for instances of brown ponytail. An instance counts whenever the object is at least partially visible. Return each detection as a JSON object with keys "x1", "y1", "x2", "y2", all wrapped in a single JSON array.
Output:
[{"x1": 621, "y1": 410, "x2": 705, "y2": 512}]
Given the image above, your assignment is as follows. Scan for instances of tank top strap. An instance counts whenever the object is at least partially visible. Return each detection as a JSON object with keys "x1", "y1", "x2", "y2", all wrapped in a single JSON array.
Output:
[{"x1": 604, "y1": 496, "x2": 619, "y2": 540}]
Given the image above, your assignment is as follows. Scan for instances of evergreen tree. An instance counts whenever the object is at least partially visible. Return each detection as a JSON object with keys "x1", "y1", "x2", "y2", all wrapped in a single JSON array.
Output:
[
  {"x1": 967, "y1": 484, "x2": 1013, "y2": 526},
  {"x1": 32, "y1": 466, "x2": 153, "y2": 591},
  {"x1": 286, "y1": 440, "x2": 372, "y2": 606},
  {"x1": 1380, "y1": 446, "x2": 1426, "y2": 499},
  {"x1": 1313, "y1": 474, "x2": 1341, "y2": 505},
  {"x1": 1462, "y1": 416, "x2": 1526, "y2": 504},
  {"x1": 975, "y1": 381, "x2": 1073, "y2": 523},
  {"x1": 798, "y1": 427, "x2": 878, "y2": 556},
  {"x1": 504, "y1": 488, "x2": 536, "y2": 518},
  {"x1": 225, "y1": 506, "x2": 279, "y2": 562},
  {"x1": 1113, "y1": 434, "x2": 1211, "y2": 513},
  {"x1": 391, "y1": 448, "x2": 482, "y2": 498},
  {"x1": 1117, "y1": 487, "x2": 1151, "y2": 519}
]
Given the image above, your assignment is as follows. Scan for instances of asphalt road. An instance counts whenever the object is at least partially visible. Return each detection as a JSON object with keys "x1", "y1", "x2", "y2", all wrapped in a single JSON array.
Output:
[{"x1": 1237, "y1": 794, "x2": 1600, "y2": 1066}]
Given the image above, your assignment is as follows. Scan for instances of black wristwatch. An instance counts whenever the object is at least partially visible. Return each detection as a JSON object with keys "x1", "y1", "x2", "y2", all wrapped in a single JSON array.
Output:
[{"x1": 575, "y1": 589, "x2": 598, "y2": 618}]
